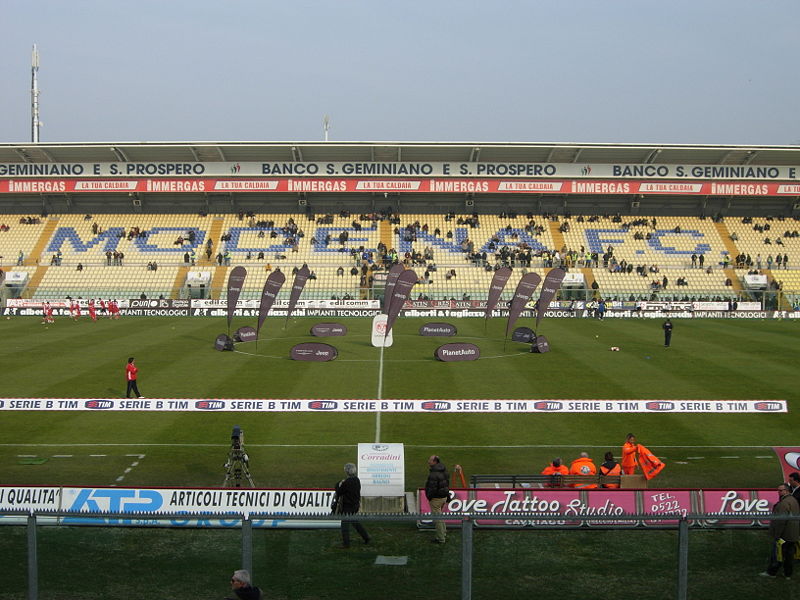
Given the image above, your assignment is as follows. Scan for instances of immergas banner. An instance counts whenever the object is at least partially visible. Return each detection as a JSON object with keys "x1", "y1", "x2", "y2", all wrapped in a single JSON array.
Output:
[
  {"x1": 357, "y1": 443, "x2": 405, "y2": 497},
  {"x1": 226, "y1": 266, "x2": 247, "y2": 331},
  {"x1": 0, "y1": 398, "x2": 785, "y2": 413},
  {"x1": 485, "y1": 266, "x2": 512, "y2": 321},
  {"x1": 0, "y1": 486, "x2": 339, "y2": 529},
  {"x1": 417, "y1": 488, "x2": 779, "y2": 529},
  {"x1": 505, "y1": 272, "x2": 541, "y2": 338}
]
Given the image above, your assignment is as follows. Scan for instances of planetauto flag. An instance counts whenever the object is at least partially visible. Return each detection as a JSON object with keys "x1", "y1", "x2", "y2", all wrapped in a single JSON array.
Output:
[
  {"x1": 226, "y1": 266, "x2": 247, "y2": 331},
  {"x1": 535, "y1": 268, "x2": 566, "y2": 332},
  {"x1": 505, "y1": 272, "x2": 541, "y2": 338},
  {"x1": 257, "y1": 270, "x2": 286, "y2": 339},
  {"x1": 285, "y1": 265, "x2": 310, "y2": 325},
  {"x1": 485, "y1": 266, "x2": 512, "y2": 320},
  {"x1": 385, "y1": 269, "x2": 417, "y2": 338}
]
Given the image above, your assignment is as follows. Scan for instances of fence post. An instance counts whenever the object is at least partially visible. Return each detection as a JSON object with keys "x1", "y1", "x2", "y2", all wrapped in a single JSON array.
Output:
[
  {"x1": 242, "y1": 513, "x2": 253, "y2": 580},
  {"x1": 27, "y1": 512, "x2": 38, "y2": 600},
  {"x1": 461, "y1": 516, "x2": 473, "y2": 600},
  {"x1": 676, "y1": 517, "x2": 688, "y2": 600}
]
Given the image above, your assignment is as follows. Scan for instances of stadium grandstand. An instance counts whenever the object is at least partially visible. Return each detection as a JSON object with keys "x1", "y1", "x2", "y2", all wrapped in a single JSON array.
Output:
[{"x1": 0, "y1": 141, "x2": 798, "y2": 309}]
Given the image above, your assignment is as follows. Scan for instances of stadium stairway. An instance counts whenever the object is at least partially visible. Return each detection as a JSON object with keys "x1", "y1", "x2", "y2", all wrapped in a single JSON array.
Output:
[
  {"x1": 379, "y1": 219, "x2": 393, "y2": 251},
  {"x1": 24, "y1": 217, "x2": 60, "y2": 266},
  {"x1": 581, "y1": 268, "x2": 597, "y2": 296},
  {"x1": 713, "y1": 220, "x2": 739, "y2": 259},
  {"x1": 198, "y1": 217, "x2": 225, "y2": 266},
  {"x1": 210, "y1": 266, "x2": 228, "y2": 299},
  {"x1": 723, "y1": 267, "x2": 743, "y2": 293},
  {"x1": 548, "y1": 218, "x2": 567, "y2": 254},
  {"x1": 170, "y1": 266, "x2": 192, "y2": 299}
]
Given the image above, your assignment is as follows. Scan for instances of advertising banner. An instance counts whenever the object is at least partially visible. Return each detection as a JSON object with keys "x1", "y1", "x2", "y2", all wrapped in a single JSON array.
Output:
[
  {"x1": 2, "y1": 160, "x2": 798, "y2": 180},
  {"x1": 772, "y1": 447, "x2": 800, "y2": 481},
  {"x1": 382, "y1": 264, "x2": 406, "y2": 314},
  {"x1": 505, "y1": 272, "x2": 541, "y2": 338},
  {"x1": 384, "y1": 269, "x2": 417, "y2": 337},
  {"x1": 0, "y1": 398, "x2": 785, "y2": 413},
  {"x1": 534, "y1": 268, "x2": 566, "y2": 332},
  {"x1": 257, "y1": 270, "x2": 286, "y2": 339},
  {"x1": 357, "y1": 443, "x2": 405, "y2": 497},
  {"x1": 417, "y1": 488, "x2": 779, "y2": 529},
  {"x1": 485, "y1": 266, "x2": 512, "y2": 321},
  {"x1": 0, "y1": 486, "x2": 339, "y2": 528},
  {"x1": 226, "y1": 266, "x2": 247, "y2": 331},
  {"x1": 285, "y1": 265, "x2": 310, "y2": 324}
]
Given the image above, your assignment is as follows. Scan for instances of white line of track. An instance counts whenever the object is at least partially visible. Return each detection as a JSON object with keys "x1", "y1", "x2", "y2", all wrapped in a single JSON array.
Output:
[{"x1": 375, "y1": 345, "x2": 384, "y2": 443}]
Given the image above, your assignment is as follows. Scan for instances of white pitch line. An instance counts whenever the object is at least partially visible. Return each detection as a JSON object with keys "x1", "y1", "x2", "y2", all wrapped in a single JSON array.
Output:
[
  {"x1": 375, "y1": 345, "x2": 385, "y2": 444},
  {"x1": 18, "y1": 454, "x2": 37, "y2": 458},
  {"x1": 90, "y1": 454, "x2": 106, "y2": 457},
  {"x1": 52, "y1": 454, "x2": 72, "y2": 458},
  {"x1": 720, "y1": 456, "x2": 740, "y2": 459}
]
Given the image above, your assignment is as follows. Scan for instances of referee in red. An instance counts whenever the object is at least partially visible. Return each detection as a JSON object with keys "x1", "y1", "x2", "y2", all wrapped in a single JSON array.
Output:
[{"x1": 125, "y1": 357, "x2": 144, "y2": 398}]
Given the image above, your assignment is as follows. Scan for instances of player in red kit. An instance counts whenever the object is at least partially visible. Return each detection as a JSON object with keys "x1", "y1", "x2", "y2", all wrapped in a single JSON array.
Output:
[
  {"x1": 88, "y1": 299, "x2": 97, "y2": 322},
  {"x1": 125, "y1": 357, "x2": 144, "y2": 398}
]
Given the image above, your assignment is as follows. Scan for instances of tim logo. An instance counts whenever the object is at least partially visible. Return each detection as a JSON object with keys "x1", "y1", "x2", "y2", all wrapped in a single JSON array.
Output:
[
  {"x1": 85, "y1": 400, "x2": 113, "y2": 410},
  {"x1": 755, "y1": 402, "x2": 783, "y2": 411},
  {"x1": 195, "y1": 401, "x2": 224, "y2": 410},
  {"x1": 421, "y1": 401, "x2": 451, "y2": 411},
  {"x1": 309, "y1": 401, "x2": 338, "y2": 410},
  {"x1": 534, "y1": 401, "x2": 562, "y2": 411},
  {"x1": 646, "y1": 401, "x2": 675, "y2": 411}
]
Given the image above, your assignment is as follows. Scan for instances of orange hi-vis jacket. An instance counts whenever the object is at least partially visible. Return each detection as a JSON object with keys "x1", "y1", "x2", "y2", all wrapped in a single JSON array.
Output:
[
  {"x1": 541, "y1": 465, "x2": 569, "y2": 476},
  {"x1": 569, "y1": 457, "x2": 597, "y2": 488},
  {"x1": 621, "y1": 442, "x2": 638, "y2": 474},
  {"x1": 541, "y1": 464, "x2": 569, "y2": 486},
  {"x1": 637, "y1": 444, "x2": 665, "y2": 480},
  {"x1": 599, "y1": 462, "x2": 622, "y2": 488}
]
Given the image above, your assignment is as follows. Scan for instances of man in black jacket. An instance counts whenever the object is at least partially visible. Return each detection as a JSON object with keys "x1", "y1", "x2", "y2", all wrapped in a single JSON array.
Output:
[
  {"x1": 226, "y1": 570, "x2": 262, "y2": 600},
  {"x1": 333, "y1": 462, "x2": 370, "y2": 548},
  {"x1": 425, "y1": 455, "x2": 450, "y2": 544}
]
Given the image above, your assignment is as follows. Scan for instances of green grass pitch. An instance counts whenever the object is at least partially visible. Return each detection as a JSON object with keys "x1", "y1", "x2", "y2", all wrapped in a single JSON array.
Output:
[{"x1": 0, "y1": 315, "x2": 796, "y2": 489}]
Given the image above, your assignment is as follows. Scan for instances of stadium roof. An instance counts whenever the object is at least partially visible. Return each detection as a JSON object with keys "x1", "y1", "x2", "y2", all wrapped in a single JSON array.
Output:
[{"x1": 1, "y1": 140, "x2": 799, "y2": 166}]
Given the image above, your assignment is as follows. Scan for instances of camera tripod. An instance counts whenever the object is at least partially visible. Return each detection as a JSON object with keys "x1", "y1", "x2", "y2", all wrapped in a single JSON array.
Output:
[{"x1": 223, "y1": 428, "x2": 254, "y2": 487}]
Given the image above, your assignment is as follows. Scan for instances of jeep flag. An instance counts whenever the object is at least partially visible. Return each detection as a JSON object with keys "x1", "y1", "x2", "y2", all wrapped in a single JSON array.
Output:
[
  {"x1": 256, "y1": 270, "x2": 286, "y2": 339},
  {"x1": 385, "y1": 269, "x2": 417, "y2": 338},
  {"x1": 383, "y1": 264, "x2": 406, "y2": 314},
  {"x1": 505, "y1": 272, "x2": 541, "y2": 338},
  {"x1": 485, "y1": 266, "x2": 512, "y2": 320},
  {"x1": 226, "y1": 266, "x2": 247, "y2": 332},
  {"x1": 535, "y1": 268, "x2": 566, "y2": 332},
  {"x1": 285, "y1": 265, "x2": 310, "y2": 325}
]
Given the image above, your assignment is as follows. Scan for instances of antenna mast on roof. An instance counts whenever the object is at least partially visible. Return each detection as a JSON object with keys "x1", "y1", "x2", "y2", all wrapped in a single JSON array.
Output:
[
  {"x1": 31, "y1": 44, "x2": 41, "y2": 143},
  {"x1": 323, "y1": 114, "x2": 330, "y2": 142}
]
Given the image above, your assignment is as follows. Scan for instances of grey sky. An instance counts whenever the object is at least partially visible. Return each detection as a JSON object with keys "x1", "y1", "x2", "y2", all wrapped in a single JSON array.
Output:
[{"x1": 1, "y1": 0, "x2": 798, "y2": 145}]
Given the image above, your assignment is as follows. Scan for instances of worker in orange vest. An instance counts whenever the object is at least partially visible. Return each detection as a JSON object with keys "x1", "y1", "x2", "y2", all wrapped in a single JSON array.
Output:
[
  {"x1": 569, "y1": 452, "x2": 597, "y2": 488},
  {"x1": 621, "y1": 433, "x2": 638, "y2": 475},
  {"x1": 541, "y1": 457, "x2": 569, "y2": 487},
  {"x1": 638, "y1": 444, "x2": 666, "y2": 480},
  {"x1": 599, "y1": 451, "x2": 622, "y2": 488}
]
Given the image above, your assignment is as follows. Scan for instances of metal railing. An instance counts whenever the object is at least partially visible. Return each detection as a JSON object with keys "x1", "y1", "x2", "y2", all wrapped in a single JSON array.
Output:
[{"x1": 6, "y1": 509, "x2": 799, "y2": 600}]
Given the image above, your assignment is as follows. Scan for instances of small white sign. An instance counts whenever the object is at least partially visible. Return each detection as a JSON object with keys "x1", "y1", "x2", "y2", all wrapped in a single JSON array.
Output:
[
  {"x1": 358, "y1": 442, "x2": 405, "y2": 497},
  {"x1": 371, "y1": 314, "x2": 393, "y2": 347}
]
